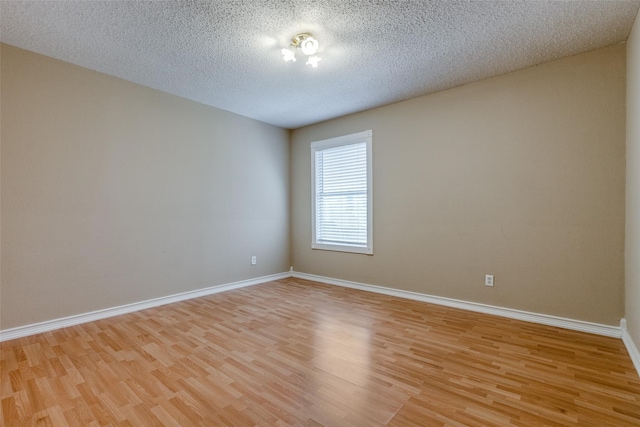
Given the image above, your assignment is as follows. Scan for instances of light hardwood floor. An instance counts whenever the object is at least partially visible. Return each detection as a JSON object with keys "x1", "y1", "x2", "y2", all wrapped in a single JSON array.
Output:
[{"x1": 1, "y1": 277, "x2": 639, "y2": 426}]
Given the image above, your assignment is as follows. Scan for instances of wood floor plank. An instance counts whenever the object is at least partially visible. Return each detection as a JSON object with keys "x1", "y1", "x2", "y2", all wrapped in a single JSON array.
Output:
[{"x1": 1, "y1": 277, "x2": 639, "y2": 426}]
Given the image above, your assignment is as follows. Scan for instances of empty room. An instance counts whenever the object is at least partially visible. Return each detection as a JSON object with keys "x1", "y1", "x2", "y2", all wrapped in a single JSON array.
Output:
[{"x1": 2, "y1": 1, "x2": 640, "y2": 426}]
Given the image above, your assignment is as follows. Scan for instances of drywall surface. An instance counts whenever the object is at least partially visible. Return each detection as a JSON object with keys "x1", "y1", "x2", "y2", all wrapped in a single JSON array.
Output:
[
  {"x1": 1, "y1": 44, "x2": 290, "y2": 329},
  {"x1": 291, "y1": 45, "x2": 626, "y2": 326},
  {"x1": 627, "y1": 14, "x2": 640, "y2": 347}
]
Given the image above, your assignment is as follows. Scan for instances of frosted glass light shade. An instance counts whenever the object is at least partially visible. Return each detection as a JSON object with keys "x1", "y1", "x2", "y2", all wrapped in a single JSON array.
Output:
[
  {"x1": 281, "y1": 47, "x2": 296, "y2": 62},
  {"x1": 306, "y1": 55, "x2": 321, "y2": 68},
  {"x1": 300, "y1": 37, "x2": 319, "y2": 55}
]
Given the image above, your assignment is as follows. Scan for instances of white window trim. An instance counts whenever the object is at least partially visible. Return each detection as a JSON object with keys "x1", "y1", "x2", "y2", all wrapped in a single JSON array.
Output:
[{"x1": 311, "y1": 130, "x2": 373, "y2": 255}]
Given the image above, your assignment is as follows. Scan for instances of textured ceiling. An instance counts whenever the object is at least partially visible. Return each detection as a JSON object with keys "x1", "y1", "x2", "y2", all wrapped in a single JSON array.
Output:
[{"x1": 1, "y1": 1, "x2": 639, "y2": 129}]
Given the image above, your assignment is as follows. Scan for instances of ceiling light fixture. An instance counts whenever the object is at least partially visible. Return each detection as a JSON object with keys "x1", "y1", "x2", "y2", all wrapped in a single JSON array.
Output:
[{"x1": 281, "y1": 33, "x2": 321, "y2": 67}]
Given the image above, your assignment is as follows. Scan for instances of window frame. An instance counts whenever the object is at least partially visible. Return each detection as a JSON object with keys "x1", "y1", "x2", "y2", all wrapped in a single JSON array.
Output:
[{"x1": 310, "y1": 130, "x2": 373, "y2": 255}]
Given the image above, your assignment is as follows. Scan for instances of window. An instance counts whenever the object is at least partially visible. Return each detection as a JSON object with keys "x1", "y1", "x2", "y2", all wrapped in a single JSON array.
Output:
[{"x1": 311, "y1": 130, "x2": 372, "y2": 254}]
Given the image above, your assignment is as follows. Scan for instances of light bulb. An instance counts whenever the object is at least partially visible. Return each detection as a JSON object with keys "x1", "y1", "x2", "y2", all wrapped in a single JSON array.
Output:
[
  {"x1": 300, "y1": 36, "x2": 319, "y2": 55},
  {"x1": 306, "y1": 55, "x2": 321, "y2": 68},
  {"x1": 281, "y1": 47, "x2": 296, "y2": 62}
]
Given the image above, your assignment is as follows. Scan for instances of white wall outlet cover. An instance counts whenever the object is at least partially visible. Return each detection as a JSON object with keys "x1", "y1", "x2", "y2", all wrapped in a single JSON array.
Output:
[{"x1": 485, "y1": 274, "x2": 494, "y2": 286}]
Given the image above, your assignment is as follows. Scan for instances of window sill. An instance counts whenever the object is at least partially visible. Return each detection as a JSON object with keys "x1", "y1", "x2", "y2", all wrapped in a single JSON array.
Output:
[{"x1": 312, "y1": 243, "x2": 373, "y2": 255}]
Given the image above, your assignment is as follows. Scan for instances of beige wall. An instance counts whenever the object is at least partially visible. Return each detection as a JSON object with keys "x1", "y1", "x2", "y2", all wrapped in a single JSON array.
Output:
[
  {"x1": 627, "y1": 14, "x2": 640, "y2": 347},
  {"x1": 1, "y1": 41, "x2": 629, "y2": 331},
  {"x1": 0, "y1": 45, "x2": 290, "y2": 330},
  {"x1": 292, "y1": 45, "x2": 626, "y2": 326}
]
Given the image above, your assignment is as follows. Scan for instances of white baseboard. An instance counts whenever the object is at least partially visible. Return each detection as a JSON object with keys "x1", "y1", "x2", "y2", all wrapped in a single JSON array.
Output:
[
  {"x1": 3, "y1": 269, "x2": 631, "y2": 371},
  {"x1": 621, "y1": 320, "x2": 640, "y2": 377},
  {"x1": 0, "y1": 271, "x2": 292, "y2": 342},
  {"x1": 292, "y1": 271, "x2": 622, "y2": 338}
]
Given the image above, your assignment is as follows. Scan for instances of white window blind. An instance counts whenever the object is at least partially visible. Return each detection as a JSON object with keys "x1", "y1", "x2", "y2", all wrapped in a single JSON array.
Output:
[{"x1": 311, "y1": 130, "x2": 372, "y2": 254}]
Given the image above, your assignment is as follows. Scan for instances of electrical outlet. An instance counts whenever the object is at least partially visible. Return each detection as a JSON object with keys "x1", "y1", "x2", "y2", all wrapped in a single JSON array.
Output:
[
  {"x1": 485, "y1": 274, "x2": 494, "y2": 287},
  {"x1": 251, "y1": 256, "x2": 257, "y2": 265}
]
